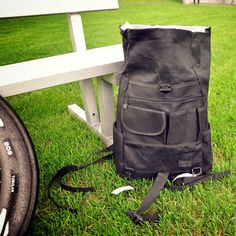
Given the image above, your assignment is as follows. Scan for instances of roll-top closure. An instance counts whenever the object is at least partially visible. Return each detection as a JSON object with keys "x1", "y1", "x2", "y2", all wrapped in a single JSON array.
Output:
[
  {"x1": 120, "y1": 22, "x2": 209, "y2": 32},
  {"x1": 120, "y1": 23, "x2": 210, "y2": 40}
]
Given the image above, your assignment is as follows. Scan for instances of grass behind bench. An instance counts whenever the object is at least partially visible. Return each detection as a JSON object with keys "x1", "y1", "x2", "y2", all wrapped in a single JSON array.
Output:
[{"x1": 0, "y1": 0, "x2": 235, "y2": 235}]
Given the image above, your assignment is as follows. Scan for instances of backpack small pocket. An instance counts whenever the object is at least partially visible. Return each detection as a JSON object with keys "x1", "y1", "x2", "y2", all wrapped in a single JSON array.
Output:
[
  {"x1": 122, "y1": 105, "x2": 166, "y2": 136},
  {"x1": 167, "y1": 108, "x2": 198, "y2": 144}
]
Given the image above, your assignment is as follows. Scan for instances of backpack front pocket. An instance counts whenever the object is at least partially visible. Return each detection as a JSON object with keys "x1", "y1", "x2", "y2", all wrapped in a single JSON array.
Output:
[
  {"x1": 167, "y1": 108, "x2": 198, "y2": 144},
  {"x1": 123, "y1": 141, "x2": 203, "y2": 178},
  {"x1": 167, "y1": 106, "x2": 208, "y2": 145},
  {"x1": 121, "y1": 105, "x2": 166, "y2": 136}
]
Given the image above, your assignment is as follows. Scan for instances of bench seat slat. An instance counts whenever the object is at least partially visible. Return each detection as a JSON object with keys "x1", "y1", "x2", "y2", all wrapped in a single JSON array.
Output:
[{"x1": 0, "y1": 44, "x2": 124, "y2": 97}]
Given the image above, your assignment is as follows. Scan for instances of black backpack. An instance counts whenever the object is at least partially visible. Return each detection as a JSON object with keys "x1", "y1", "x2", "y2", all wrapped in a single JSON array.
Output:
[{"x1": 49, "y1": 23, "x2": 230, "y2": 224}]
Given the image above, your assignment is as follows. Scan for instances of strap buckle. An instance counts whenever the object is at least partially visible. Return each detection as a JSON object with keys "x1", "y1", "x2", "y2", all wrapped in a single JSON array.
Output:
[
  {"x1": 192, "y1": 167, "x2": 202, "y2": 176},
  {"x1": 172, "y1": 167, "x2": 202, "y2": 185},
  {"x1": 127, "y1": 210, "x2": 143, "y2": 224},
  {"x1": 160, "y1": 84, "x2": 171, "y2": 93}
]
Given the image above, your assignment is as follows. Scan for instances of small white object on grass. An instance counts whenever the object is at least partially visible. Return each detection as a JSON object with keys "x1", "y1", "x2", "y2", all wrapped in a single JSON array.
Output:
[{"x1": 111, "y1": 186, "x2": 134, "y2": 195}]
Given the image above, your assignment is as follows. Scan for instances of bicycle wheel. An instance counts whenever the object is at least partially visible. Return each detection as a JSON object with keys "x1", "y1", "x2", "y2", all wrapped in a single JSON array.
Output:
[{"x1": 0, "y1": 96, "x2": 39, "y2": 236}]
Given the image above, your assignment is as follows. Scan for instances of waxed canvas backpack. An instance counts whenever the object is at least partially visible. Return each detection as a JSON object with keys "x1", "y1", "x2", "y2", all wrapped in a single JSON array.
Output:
[
  {"x1": 114, "y1": 23, "x2": 213, "y2": 179},
  {"x1": 49, "y1": 23, "x2": 230, "y2": 225}
]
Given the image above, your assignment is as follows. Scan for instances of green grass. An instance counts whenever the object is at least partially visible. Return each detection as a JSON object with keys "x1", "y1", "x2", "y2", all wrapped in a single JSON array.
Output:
[{"x1": 0, "y1": 0, "x2": 236, "y2": 235}]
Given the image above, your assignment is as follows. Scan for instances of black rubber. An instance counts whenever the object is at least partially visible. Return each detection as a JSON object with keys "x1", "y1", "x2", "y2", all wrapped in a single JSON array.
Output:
[{"x1": 0, "y1": 96, "x2": 39, "y2": 236}]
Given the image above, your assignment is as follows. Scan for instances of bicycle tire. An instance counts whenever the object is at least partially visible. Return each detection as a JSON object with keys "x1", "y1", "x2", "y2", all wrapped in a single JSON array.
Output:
[{"x1": 0, "y1": 96, "x2": 39, "y2": 236}]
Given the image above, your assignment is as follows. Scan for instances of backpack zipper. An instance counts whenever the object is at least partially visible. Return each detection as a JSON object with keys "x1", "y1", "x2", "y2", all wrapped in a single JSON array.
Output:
[{"x1": 126, "y1": 94, "x2": 202, "y2": 103}]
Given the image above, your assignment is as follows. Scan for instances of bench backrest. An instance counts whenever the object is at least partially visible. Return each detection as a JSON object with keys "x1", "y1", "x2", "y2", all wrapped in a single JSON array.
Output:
[
  {"x1": 0, "y1": 0, "x2": 121, "y2": 142},
  {"x1": 0, "y1": 0, "x2": 119, "y2": 18}
]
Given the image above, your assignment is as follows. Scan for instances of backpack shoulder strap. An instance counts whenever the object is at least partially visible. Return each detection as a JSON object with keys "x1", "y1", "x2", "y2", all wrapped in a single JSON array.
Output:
[
  {"x1": 48, "y1": 146, "x2": 113, "y2": 213},
  {"x1": 127, "y1": 170, "x2": 230, "y2": 224},
  {"x1": 127, "y1": 172, "x2": 169, "y2": 224}
]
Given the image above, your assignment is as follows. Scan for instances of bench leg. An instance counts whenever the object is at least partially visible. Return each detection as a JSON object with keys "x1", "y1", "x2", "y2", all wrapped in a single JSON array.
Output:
[
  {"x1": 80, "y1": 79, "x2": 100, "y2": 125},
  {"x1": 97, "y1": 76, "x2": 115, "y2": 139},
  {"x1": 68, "y1": 75, "x2": 115, "y2": 146},
  {"x1": 68, "y1": 79, "x2": 99, "y2": 125},
  {"x1": 67, "y1": 14, "x2": 115, "y2": 146}
]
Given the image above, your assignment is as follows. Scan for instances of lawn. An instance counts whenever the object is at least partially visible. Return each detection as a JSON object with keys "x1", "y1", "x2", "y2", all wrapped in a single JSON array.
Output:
[{"x1": 0, "y1": 0, "x2": 235, "y2": 235}]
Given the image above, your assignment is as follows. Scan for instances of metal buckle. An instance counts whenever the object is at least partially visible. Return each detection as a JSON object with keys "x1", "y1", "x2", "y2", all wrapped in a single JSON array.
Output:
[
  {"x1": 127, "y1": 210, "x2": 143, "y2": 224},
  {"x1": 192, "y1": 167, "x2": 202, "y2": 176}
]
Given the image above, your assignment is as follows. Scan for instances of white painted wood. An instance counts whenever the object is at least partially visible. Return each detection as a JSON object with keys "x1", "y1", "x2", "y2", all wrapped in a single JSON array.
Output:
[
  {"x1": 68, "y1": 104, "x2": 113, "y2": 146},
  {"x1": 0, "y1": 0, "x2": 122, "y2": 145},
  {"x1": 0, "y1": 44, "x2": 124, "y2": 97},
  {"x1": 102, "y1": 73, "x2": 120, "y2": 85},
  {"x1": 79, "y1": 79, "x2": 100, "y2": 125},
  {"x1": 66, "y1": 10, "x2": 120, "y2": 140},
  {"x1": 68, "y1": 13, "x2": 100, "y2": 125},
  {"x1": 68, "y1": 14, "x2": 87, "y2": 52},
  {"x1": 0, "y1": 0, "x2": 119, "y2": 18},
  {"x1": 68, "y1": 104, "x2": 87, "y2": 121},
  {"x1": 97, "y1": 77, "x2": 115, "y2": 137}
]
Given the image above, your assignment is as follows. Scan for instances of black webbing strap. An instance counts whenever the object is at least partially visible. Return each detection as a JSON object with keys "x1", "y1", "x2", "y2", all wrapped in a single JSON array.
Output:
[
  {"x1": 127, "y1": 170, "x2": 229, "y2": 224},
  {"x1": 127, "y1": 172, "x2": 169, "y2": 224},
  {"x1": 168, "y1": 170, "x2": 230, "y2": 191},
  {"x1": 48, "y1": 145, "x2": 113, "y2": 213}
]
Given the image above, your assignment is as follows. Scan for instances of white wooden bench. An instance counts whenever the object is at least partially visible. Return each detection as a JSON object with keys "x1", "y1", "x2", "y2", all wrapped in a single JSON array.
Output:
[{"x1": 0, "y1": 0, "x2": 124, "y2": 146}]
